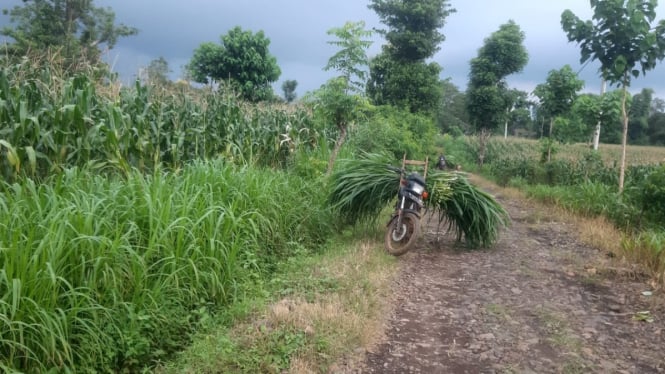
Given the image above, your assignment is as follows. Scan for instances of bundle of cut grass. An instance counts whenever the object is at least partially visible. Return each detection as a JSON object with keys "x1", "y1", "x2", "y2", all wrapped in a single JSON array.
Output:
[
  {"x1": 328, "y1": 154, "x2": 510, "y2": 248},
  {"x1": 426, "y1": 171, "x2": 510, "y2": 248},
  {"x1": 327, "y1": 153, "x2": 401, "y2": 226}
]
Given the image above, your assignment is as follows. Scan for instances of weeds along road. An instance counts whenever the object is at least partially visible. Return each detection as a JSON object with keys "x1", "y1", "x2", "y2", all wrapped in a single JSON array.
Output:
[{"x1": 350, "y1": 177, "x2": 665, "y2": 373}]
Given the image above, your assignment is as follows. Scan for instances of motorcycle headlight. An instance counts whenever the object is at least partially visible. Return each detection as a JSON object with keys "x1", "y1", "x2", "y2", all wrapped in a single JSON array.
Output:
[{"x1": 410, "y1": 182, "x2": 425, "y2": 195}]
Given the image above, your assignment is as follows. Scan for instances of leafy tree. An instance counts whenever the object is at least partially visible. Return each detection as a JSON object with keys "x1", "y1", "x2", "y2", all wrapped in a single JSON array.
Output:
[
  {"x1": 628, "y1": 88, "x2": 653, "y2": 144},
  {"x1": 570, "y1": 92, "x2": 622, "y2": 144},
  {"x1": 505, "y1": 89, "x2": 534, "y2": 138},
  {"x1": 562, "y1": 0, "x2": 665, "y2": 192},
  {"x1": 652, "y1": 97, "x2": 665, "y2": 113},
  {"x1": 501, "y1": 88, "x2": 531, "y2": 138},
  {"x1": 437, "y1": 79, "x2": 469, "y2": 135},
  {"x1": 368, "y1": 0, "x2": 455, "y2": 61},
  {"x1": 366, "y1": 0, "x2": 455, "y2": 113},
  {"x1": 1, "y1": 0, "x2": 137, "y2": 65},
  {"x1": 367, "y1": 54, "x2": 443, "y2": 113},
  {"x1": 533, "y1": 65, "x2": 584, "y2": 160},
  {"x1": 145, "y1": 56, "x2": 170, "y2": 86},
  {"x1": 281, "y1": 79, "x2": 298, "y2": 103},
  {"x1": 310, "y1": 21, "x2": 373, "y2": 174},
  {"x1": 325, "y1": 21, "x2": 373, "y2": 92},
  {"x1": 187, "y1": 26, "x2": 281, "y2": 102},
  {"x1": 599, "y1": 89, "x2": 629, "y2": 144},
  {"x1": 648, "y1": 111, "x2": 665, "y2": 144},
  {"x1": 466, "y1": 20, "x2": 528, "y2": 165}
]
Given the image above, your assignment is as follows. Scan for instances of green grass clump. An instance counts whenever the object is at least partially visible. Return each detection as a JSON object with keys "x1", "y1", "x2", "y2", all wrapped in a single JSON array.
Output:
[{"x1": 0, "y1": 161, "x2": 332, "y2": 372}]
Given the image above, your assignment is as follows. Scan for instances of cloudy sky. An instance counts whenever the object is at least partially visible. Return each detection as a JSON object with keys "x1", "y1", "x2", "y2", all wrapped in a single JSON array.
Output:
[{"x1": 3, "y1": 1, "x2": 665, "y2": 99}]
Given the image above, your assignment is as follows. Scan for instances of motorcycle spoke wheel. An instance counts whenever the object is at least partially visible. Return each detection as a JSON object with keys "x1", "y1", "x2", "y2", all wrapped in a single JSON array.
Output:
[{"x1": 384, "y1": 212, "x2": 420, "y2": 256}]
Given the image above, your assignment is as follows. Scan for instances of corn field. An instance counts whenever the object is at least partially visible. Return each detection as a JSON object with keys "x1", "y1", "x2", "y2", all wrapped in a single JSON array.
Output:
[
  {"x1": 0, "y1": 55, "x2": 340, "y2": 372},
  {"x1": 0, "y1": 58, "x2": 330, "y2": 181}
]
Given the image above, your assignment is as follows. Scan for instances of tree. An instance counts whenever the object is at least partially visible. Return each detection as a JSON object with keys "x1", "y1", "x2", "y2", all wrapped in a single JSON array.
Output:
[
  {"x1": 281, "y1": 80, "x2": 298, "y2": 103},
  {"x1": 366, "y1": 54, "x2": 443, "y2": 113},
  {"x1": 628, "y1": 88, "x2": 653, "y2": 144},
  {"x1": 366, "y1": 0, "x2": 455, "y2": 114},
  {"x1": 533, "y1": 65, "x2": 584, "y2": 160},
  {"x1": 312, "y1": 21, "x2": 373, "y2": 174},
  {"x1": 187, "y1": 26, "x2": 281, "y2": 102},
  {"x1": 466, "y1": 20, "x2": 528, "y2": 165},
  {"x1": 1, "y1": 0, "x2": 137, "y2": 64},
  {"x1": 648, "y1": 111, "x2": 665, "y2": 144},
  {"x1": 562, "y1": 0, "x2": 665, "y2": 192},
  {"x1": 144, "y1": 56, "x2": 170, "y2": 86},
  {"x1": 437, "y1": 79, "x2": 470, "y2": 135},
  {"x1": 504, "y1": 89, "x2": 534, "y2": 138},
  {"x1": 325, "y1": 21, "x2": 373, "y2": 92},
  {"x1": 368, "y1": 0, "x2": 455, "y2": 61}
]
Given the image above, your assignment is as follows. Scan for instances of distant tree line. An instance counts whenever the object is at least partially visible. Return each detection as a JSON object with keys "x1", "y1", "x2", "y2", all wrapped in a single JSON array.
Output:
[{"x1": 3, "y1": 1, "x2": 665, "y2": 148}]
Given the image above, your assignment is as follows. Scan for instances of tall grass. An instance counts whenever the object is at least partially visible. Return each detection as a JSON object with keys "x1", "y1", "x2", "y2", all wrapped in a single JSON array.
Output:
[{"x1": 0, "y1": 161, "x2": 333, "y2": 372}]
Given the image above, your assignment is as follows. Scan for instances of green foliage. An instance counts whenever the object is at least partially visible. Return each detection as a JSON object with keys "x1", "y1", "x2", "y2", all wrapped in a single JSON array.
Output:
[
  {"x1": 0, "y1": 58, "x2": 323, "y2": 181},
  {"x1": 1, "y1": 0, "x2": 137, "y2": 65},
  {"x1": 636, "y1": 164, "x2": 665, "y2": 225},
  {"x1": 187, "y1": 26, "x2": 281, "y2": 102},
  {"x1": 311, "y1": 21, "x2": 374, "y2": 174},
  {"x1": 534, "y1": 65, "x2": 585, "y2": 140},
  {"x1": 427, "y1": 171, "x2": 511, "y2": 248},
  {"x1": 561, "y1": 0, "x2": 665, "y2": 86},
  {"x1": 281, "y1": 79, "x2": 298, "y2": 103},
  {"x1": 561, "y1": 0, "x2": 665, "y2": 191},
  {"x1": 367, "y1": 54, "x2": 443, "y2": 114},
  {"x1": 0, "y1": 161, "x2": 333, "y2": 372},
  {"x1": 145, "y1": 56, "x2": 171, "y2": 86},
  {"x1": 325, "y1": 21, "x2": 373, "y2": 93},
  {"x1": 347, "y1": 106, "x2": 437, "y2": 160},
  {"x1": 327, "y1": 153, "x2": 400, "y2": 226},
  {"x1": 648, "y1": 112, "x2": 665, "y2": 144},
  {"x1": 467, "y1": 20, "x2": 528, "y2": 133},
  {"x1": 366, "y1": 0, "x2": 454, "y2": 114},
  {"x1": 368, "y1": 0, "x2": 455, "y2": 61},
  {"x1": 328, "y1": 153, "x2": 509, "y2": 248},
  {"x1": 437, "y1": 79, "x2": 470, "y2": 135},
  {"x1": 628, "y1": 88, "x2": 653, "y2": 143}
]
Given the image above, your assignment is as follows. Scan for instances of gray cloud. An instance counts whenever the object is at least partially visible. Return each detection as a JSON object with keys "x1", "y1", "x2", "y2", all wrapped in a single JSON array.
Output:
[{"x1": 2, "y1": 0, "x2": 665, "y2": 98}]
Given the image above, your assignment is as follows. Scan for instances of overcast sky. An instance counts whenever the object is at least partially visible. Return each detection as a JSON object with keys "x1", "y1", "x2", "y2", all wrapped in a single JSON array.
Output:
[{"x1": 3, "y1": 1, "x2": 665, "y2": 99}]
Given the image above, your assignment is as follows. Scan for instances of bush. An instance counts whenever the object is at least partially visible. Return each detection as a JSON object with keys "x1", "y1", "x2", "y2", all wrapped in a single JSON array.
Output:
[{"x1": 637, "y1": 164, "x2": 665, "y2": 226}]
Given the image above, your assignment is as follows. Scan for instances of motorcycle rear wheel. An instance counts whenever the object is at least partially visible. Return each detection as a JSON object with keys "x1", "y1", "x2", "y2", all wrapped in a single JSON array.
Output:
[{"x1": 384, "y1": 212, "x2": 420, "y2": 256}]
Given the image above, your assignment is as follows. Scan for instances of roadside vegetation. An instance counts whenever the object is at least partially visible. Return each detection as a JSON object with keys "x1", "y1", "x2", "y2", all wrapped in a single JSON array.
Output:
[
  {"x1": 3, "y1": 0, "x2": 665, "y2": 372},
  {"x1": 440, "y1": 136, "x2": 665, "y2": 288}
]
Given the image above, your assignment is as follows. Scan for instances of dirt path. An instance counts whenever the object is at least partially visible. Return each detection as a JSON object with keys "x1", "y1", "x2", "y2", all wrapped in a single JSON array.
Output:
[{"x1": 351, "y1": 180, "x2": 665, "y2": 373}]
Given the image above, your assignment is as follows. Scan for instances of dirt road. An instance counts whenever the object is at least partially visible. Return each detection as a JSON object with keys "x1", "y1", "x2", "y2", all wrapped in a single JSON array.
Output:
[{"x1": 353, "y1": 181, "x2": 664, "y2": 373}]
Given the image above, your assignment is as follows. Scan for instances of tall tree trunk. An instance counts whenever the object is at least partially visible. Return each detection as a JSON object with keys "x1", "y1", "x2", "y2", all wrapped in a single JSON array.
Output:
[
  {"x1": 327, "y1": 123, "x2": 348, "y2": 175},
  {"x1": 619, "y1": 82, "x2": 629, "y2": 193},
  {"x1": 592, "y1": 78, "x2": 606, "y2": 151}
]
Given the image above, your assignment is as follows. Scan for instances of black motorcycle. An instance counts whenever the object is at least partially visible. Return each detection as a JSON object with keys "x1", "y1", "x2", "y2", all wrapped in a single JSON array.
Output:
[{"x1": 384, "y1": 167, "x2": 428, "y2": 256}]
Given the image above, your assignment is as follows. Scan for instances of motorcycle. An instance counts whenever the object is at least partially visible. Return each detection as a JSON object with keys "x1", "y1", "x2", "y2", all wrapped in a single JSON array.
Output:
[{"x1": 384, "y1": 166, "x2": 428, "y2": 256}]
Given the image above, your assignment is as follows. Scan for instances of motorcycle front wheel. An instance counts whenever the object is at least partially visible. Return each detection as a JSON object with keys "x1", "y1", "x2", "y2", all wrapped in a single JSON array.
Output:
[{"x1": 384, "y1": 212, "x2": 420, "y2": 256}]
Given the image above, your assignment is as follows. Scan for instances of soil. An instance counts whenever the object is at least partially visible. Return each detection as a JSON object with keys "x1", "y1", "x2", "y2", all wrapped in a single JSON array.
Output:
[{"x1": 342, "y1": 177, "x2": 665, "y2": 373}]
